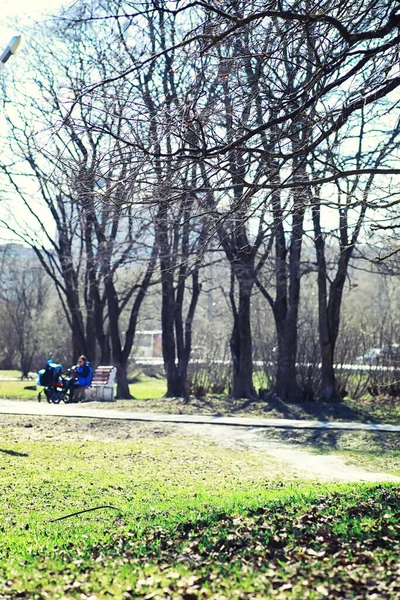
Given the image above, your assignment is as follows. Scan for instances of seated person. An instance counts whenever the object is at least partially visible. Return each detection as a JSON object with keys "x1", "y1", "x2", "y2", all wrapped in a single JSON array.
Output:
[{"x1": 67, "y1": 355, "x2": 93, "y2": 402}]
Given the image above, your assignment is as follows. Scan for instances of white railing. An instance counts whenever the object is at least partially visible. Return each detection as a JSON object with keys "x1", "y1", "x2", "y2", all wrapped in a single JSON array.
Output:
[{"x1": 131, "y1": 357, "x2": 400, "y2": 372}]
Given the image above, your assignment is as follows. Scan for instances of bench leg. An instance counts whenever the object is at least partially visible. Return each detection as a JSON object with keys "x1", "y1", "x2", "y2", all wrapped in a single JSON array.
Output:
[
  {"x1": 84, "y1": 387, "x2": 97, "y2": 402},
  {"x1": 102, "y1": 386, "x2": 115, "y2": 401}
]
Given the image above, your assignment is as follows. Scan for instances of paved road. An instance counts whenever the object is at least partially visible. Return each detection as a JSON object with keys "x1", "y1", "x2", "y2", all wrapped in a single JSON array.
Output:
[{"x1": 0, "y1": 399, "x2": 399, "y2": 432}]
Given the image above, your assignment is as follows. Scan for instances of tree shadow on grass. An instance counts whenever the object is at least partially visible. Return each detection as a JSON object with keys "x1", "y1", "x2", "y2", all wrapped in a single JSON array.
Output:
[
  {"x1": 0, "y1": 448, "x2": 28, "y2": 457},
  {"x1": 280, "y1": 400, "x2": 376, "y2": 423},
  {"x1": 234, "y1": 396, "x2": 380, "y2": 424}
]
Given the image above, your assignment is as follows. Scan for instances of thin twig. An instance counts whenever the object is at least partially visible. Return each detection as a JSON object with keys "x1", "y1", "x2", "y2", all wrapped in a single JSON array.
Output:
[{"x1": 47, "y1": 505, "x2": 120, "y2": 523}]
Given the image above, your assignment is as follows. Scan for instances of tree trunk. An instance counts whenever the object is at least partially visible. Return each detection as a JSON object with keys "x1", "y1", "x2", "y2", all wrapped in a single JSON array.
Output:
[
  {"x1": 313, "y1": 205, "x2": 347, "y2": 403},
  {"x1": 115, "y1": 360, "x2": 131, "y2": 400},
  {"x1": 274, "y1": 192, "x2": 304, "y2": 401},
  {"x1": 274, "y1": 318, "x2": 299, "y2": 401},
  {"x1": 321, "y1": 272, "x2": 348, "y2": 402},
  {"x1": 99, "y1": 335, "x2": 111, "y2": 365},
  {"x1": 104, "y1": 274, "x2": 133, "y2": 400},
  {"x1": 160, "y1": 264, "x2": 180, "y2": 397},
  {"x1": 271, "y1": 211, "x2": 303, "y2": 400},
  {"x1": 317, "y1": 278, "x2": 342, "y2": 402},
  {"x1": 320, "y1": 341, "x2": 338, "y2": 402},
  {"x1": 166, "y1": 367, "x2": 187, "y2": 398},
  {"x1": 230, "y1": 274, "x2": 256, "y2": 400},
  {"x1": 71, "y1": 328, "x2": 86, "y2": 363},
  {"x1": 157, "y1": 202, "x2": 190, "y2": 399}
]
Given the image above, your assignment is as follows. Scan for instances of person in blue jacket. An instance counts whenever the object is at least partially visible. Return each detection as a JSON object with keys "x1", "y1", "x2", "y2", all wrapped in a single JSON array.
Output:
[{"x1": 67, "y1": 355, "x2": 93, "y2": 402}]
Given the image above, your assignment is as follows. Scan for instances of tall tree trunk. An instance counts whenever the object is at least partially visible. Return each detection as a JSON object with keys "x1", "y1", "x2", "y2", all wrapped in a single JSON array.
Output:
[
  {"x1": 114, "y1": 358, "x2": 130, "y2": 400},
  {"x1": 230, "y1": 268, "x2": 256, "y2": 400},
  {"x1": 322, "y1": 270, "x2": 349, "y2": 402},
  {"x1": 99, "y1": 334, "x2": 111, "y2": 365},
  {"x1": 160, "y1": 264, "x2": 182, "y2": 397},
  {"x1": 313, "y1": 203, "x2": 346, "y2": 403},
  {"x1": 317, "y1": 281, "x2": 348, "y2": 403},
  {"x1": 270, "y1": 185, "x2": 304, "y2": 401},
  {"x1": 274, "y1": 318, "x2": 299, "y2": 400},
  {"x1": 160, "y1": 259, "x2": 202, "y2": 398},
  {"x1": 104, "y1": 275, "x2": 133, "y2": 400},
  {"x1": 71, "y1": 323, "x2": 88, "y2": 362}
]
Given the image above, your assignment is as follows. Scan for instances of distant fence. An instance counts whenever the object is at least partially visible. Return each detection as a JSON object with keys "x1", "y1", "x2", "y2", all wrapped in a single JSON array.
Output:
[{"x1": 131, "y1": 357, "x2": 399, "y2": 373}]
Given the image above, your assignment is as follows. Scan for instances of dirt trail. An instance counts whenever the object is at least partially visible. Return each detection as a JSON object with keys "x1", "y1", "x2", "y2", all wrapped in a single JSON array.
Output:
[{"x1": 181, "y1": 423, "x2": 400, "y2": 483}]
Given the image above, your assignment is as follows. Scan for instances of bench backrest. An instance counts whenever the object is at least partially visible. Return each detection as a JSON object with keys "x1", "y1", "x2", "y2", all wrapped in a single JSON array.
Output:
[{"x1": 91, "y1": 366, "x2": 117, "y2": 387}]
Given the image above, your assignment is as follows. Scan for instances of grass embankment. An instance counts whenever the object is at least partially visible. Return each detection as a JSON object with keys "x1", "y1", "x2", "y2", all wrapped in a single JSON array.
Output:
[{"x1": 0, "y1": 418, "x2": 400, "y2": 599}]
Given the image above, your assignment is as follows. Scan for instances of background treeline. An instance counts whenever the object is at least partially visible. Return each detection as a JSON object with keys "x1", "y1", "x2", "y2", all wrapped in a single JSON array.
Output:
[{"x1": 1, "y1": 0, "x2": 400, "y2": 402}]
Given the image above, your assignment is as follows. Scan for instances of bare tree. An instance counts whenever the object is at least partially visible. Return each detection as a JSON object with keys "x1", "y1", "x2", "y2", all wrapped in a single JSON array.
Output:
[
  {"x1": 0, "y1": 17, "x2": 158, "y2": 396},
  {"x1": 311, "y1": 109, "x2": 400, "y2": 401},
  {"x1": 0, "y1": 245, "x2": 50, "y2": 378}
]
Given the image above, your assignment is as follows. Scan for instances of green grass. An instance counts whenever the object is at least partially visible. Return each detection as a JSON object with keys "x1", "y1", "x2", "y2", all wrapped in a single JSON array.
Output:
[
  {"x1": 0, "y1": 380, "x2": 38, "y2": 399},
  {"x1": 0, "y1": 420, "x2": 400, "y2": 598},
  {"x1": 0, "y1": 369, "x2": 28, "y2": 379},
  {"x1": 328, "y1": 449, "x2": 400, "y2": 478},
  {"x1": 129, "y1": 374, "x2": 166, "y2": 399}
]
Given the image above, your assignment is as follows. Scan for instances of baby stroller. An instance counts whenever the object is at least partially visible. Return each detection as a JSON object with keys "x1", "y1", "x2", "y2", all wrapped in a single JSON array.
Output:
[{"x1": 37, "y1": 360, "x2": 69, "y2": 404}]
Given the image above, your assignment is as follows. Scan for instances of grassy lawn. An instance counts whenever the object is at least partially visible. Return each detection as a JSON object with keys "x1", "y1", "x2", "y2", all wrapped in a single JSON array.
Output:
[
  {"x1": 0, "y1": 380, "x2": 39, "y2": 400},
  {"x1": 0, "y1": 370, "x2": 30, "y2": 379},
  {"x1": 0, "y1": 417, "x2": 400, "y2": 599},
  {"x1": 129, "y1": 375, "x2": 166, "y2": 399}
]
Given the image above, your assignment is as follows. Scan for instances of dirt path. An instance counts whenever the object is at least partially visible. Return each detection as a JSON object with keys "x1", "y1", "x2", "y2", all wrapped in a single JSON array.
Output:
[
  {"x1": 180, "y1": 423, "x2": 400, "y2": 483},
  {"x1": 0, "y1": 413, "x2": 398, "y2": 483}
]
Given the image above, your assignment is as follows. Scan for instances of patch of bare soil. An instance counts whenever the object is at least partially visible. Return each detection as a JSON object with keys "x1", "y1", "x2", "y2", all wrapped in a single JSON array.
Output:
[{"x1": 0, "y1": 414, "x2": 175, "y2": 442}]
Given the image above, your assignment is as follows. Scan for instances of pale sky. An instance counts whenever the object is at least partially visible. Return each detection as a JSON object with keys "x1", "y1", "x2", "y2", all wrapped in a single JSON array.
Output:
[
  {"x1": 0, "y1": 0, "x2": 70, "y2": 243},
  {"x1": 1, "y1": 0, "x2": 68, "y2": 39}
]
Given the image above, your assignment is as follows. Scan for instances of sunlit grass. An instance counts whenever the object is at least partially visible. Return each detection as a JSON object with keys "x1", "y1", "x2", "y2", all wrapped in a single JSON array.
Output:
[
  {"x1": 0, "y1": 370, "x2": 28, "y2": 379},
  {"x1": 0, "y1": 420, "x2": 399, "y2": 599},
  {"x1": 0, "y1": 380, "x2": 38, "y2": 400},
  {"x1": 129, "y1": 374, "x2": 166, "y2": 399}
]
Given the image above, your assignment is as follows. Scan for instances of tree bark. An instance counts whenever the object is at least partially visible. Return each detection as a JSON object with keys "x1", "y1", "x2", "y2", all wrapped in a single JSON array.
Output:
[
  {"x1": 232, "y1": 283, "x2": 256, "y2": 399},
  {"x1": 229, "y1": 264, "x2": 257, "y2": 400},
  {"x1": 312, "y1": 199, "x2": 349, "y2": 402},
  {"x1": 268, "y1": 181, "x2": 305, "y2": 401},
  {"x1": 114, "y1": 359, "x2": 131, "y2": 400}
]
